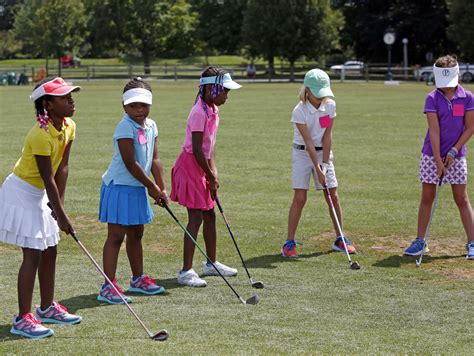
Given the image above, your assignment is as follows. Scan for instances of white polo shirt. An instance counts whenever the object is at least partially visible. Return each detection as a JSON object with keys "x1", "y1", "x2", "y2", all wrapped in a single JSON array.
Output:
[{"x1": 291, "y1": 99, "x2": 336, "y2": 146}]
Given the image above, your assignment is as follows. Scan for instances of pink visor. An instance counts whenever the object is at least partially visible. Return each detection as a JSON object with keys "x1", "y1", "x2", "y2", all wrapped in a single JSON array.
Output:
[{"x1": 30, "y1": 77, "x2": 81, "y2": 101}]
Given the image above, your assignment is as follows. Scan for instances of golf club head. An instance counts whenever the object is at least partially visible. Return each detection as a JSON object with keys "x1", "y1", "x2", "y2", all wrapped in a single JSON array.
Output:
[
  {"x1": 250, "y1": 278, "x2": 265, "y2": 289},
  {"x1": 350, "y1": 261, "x2": 361, "y2": 270},
  {"x1": 151, "y1": 330, "x2": 169, "y2": 341},
  {"x1": 245, "y1": 294, "x2": 260, "y2": 305}
]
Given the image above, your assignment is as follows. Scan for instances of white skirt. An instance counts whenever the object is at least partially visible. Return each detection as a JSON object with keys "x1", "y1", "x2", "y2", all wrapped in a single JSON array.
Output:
[{"x1": 0, "y1": 174, "x2": 60, "y2": 251}]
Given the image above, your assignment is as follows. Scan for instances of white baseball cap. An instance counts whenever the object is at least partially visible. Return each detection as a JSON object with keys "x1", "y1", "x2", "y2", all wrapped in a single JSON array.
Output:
[{"x1": 433, "y1": 64, "x2": 459, "y2": 88}]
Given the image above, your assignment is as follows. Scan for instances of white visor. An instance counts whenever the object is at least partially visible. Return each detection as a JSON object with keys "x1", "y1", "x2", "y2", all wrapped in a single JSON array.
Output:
[
  {"x1": 199, "y1": 73, "x2": 241, "y2": 90},
  {"x1": 433, "y1": 64, "x2": 459, "y2": 88},
  {"x1": 123, "y1": 88, "x2": 153, "y2": 105}
]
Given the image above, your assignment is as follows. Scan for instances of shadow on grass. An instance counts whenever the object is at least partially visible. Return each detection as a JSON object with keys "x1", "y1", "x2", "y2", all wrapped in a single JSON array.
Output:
[
  {"x1": 244, "y1": 251, "x2": 325, "y2": 269},
  {"x1": 0, "y1": 324, "x2": 16, "y2": 341},
  {"x1": 373, "y1": 254, "x2": 466, "y2": 268},
  {"x1": 59, "y1": 293, "x2": 102, "y2": 313}
]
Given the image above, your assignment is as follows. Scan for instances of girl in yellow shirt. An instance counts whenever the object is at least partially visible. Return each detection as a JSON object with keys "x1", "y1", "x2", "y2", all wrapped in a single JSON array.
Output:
[{"x1": 0, "y1": 77, "x2": 82, "y2": 339}]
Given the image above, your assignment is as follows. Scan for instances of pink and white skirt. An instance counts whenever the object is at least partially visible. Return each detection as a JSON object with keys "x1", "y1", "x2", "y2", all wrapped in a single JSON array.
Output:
[
  {"x1": 0, "y1": 174, "x2": 60, "y2": 251},
  {"x1": 419, "y1": 154, "x2": 467, "y2": 184}
]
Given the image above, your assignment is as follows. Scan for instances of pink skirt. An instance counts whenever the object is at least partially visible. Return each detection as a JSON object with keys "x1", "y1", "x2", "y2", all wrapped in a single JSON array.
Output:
[{"x1": 170, "y1": 151, "x2": 215, "y2": 210}]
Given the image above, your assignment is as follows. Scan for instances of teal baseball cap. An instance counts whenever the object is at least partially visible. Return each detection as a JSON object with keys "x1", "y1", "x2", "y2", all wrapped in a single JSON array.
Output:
[{"x1": 304, "y1": 69, "x2": 334, "y2": 98}]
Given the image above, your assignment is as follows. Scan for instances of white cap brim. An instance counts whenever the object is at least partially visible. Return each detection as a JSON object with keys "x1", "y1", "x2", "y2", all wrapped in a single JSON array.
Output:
[
  {"x1": 223, "y1": 80, "x2": 242, "y2": 90},
  {"x1": 123, "y1": 88, "x2": 153, "y2": 105},
  {"x1": 434, "y1": 64, "x2": 459, "y2": 88}
]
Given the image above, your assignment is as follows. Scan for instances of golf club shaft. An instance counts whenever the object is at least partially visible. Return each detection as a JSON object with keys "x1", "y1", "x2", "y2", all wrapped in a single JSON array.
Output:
[
  {"x1": 70, "y1": 233, "x2": 155, "y2": 338},
  {"x1": 162, "y1": 203, "x2": 245, "y2": 303},
  {"x1": 417, "y1": 176, "x2": 443, "y2": 265},
  {"x1": 324, "y1": 187, "x2": 352, "y2": 263},
  {"x1": 215, "y1": 197, "x2": 252, "y2": 280}
]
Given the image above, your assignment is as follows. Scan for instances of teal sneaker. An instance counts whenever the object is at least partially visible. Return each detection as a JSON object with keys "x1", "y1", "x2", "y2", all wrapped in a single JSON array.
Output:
[
  {"x1": 10, "y1": 313, "x2": 54, "y2": 339},
  {"x1": 97, "y1": 278, "x2": 132, "y2": 305},
  {"x1": 36, "y1": 301, "x2": 82, "y2": 325},
  {"x1": 128, "y1": 275, "x2": 165, "y2": 295}
]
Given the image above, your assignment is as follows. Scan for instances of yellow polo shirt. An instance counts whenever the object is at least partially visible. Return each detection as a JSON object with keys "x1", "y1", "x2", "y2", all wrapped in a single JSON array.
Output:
[{"x1": 13, "y1": 118, "x2": 76, "y2": 189}]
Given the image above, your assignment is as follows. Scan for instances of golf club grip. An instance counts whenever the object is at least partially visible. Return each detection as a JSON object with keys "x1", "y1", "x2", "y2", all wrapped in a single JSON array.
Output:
[{"x1": 215, "y1": 197, "x2": 224, "y2": 214}]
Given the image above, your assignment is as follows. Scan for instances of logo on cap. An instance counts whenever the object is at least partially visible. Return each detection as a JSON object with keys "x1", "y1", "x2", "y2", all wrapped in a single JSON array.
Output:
[{"x1": 442, "y1": 69, "x2": 450, "y2": 76}]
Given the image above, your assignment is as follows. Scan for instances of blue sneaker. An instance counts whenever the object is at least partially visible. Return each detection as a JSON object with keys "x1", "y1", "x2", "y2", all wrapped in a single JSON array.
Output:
[
  {"x1": 404, "y1": 238, "x2": 429, "y2": 256},
  {"x1": 10, "y1": 313, "x2": 54, "y2": 339},
  {"x1": 466, "y1": 242, "x2": 474, "y2": 260},
  {"x1": 332, "y1": 236, "x2": 356, "y2": 254},
  {"x1": 281, "y1": 240, "x2": 303, "y2": 257},
  {"x1": 97, "y1": 278, "x2": 133, "y2": 305},
  {"x1": 36, "y1": 301, "x2": 82, "y2": 325},
  {"x1": 128, "y1": 275, "x2": 165, "y2": 295}
]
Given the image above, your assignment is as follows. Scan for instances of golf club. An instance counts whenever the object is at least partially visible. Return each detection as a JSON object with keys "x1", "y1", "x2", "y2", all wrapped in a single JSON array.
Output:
[
  {"x1": 323, "y1": 186, "x2": 360, "y2": 270},
  {"x1": 162, "y1": 202, "x2": 259, "y2": 305},
  {"x1": 416, "y1": 176, "x2": 443, "y2": 267},
  {"x1": 47, "y1": 204, "x2": 168, "y2": 341},
  {"x1": 215, "y1": 197, "x2": 264, "y2": 289}
]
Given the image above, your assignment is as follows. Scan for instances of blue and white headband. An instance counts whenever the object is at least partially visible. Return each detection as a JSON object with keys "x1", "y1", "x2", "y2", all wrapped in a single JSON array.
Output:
[{"x1": 199, "y1": 73, "x2": 241, "y2": 90}]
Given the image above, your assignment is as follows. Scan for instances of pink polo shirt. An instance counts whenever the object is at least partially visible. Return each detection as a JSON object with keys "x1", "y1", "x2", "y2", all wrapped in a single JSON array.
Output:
[{"x1": 182, "y1": 97, "x2": 219, "y2": 159}]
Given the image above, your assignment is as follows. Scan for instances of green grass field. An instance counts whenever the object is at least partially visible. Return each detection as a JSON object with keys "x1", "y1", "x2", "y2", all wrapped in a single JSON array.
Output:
[{"x1": 0, "y1": 80, "x2": 473, "y2": 353}]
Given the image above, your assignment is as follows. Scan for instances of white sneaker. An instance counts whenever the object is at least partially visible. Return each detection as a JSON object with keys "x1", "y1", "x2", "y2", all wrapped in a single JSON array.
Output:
[
  {"x1": 177, "y1": 269, "x2": 207, "y2": 287},
  {"x1": 466, "y1": 242, "x2": 474, "y2": 260},
  {"x1": 202, "y1": 261, "x2": 237, "y2": 277}
]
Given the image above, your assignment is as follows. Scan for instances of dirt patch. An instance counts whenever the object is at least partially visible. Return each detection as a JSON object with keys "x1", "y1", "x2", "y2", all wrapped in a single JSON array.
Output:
[{"x1": 145, "y1": 242, "x2": 176, "y2": 255}]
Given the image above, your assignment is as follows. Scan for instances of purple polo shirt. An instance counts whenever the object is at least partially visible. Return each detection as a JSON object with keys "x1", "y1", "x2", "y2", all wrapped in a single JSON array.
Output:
[{"x1": 422, "y1": 85, "x2": 474, "y2": 157}]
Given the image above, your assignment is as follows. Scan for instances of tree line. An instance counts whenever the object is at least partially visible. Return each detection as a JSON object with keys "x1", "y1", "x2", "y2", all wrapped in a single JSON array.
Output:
[{"x1": 0, "y1": 0, "x2": 473, "y2": 73}]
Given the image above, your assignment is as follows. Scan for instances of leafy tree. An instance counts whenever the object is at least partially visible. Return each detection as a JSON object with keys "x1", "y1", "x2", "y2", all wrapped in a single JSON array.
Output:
[
  {"x1": 86, "y1": 0, "x2": 197, "y2": 73},
  {"x1": 242, "y1": 1, "x2": 286, "y2": 74},
  {"x1": 0, "y1": 0, "x2": 22, "y2": 31},
  {"x1": 335, "y1": 0, "x2": 453, "y2": 65},
  {"x1": 191, "y1": 0, "x2": 247, "y2": 56},
  {"x1": 447, "y1": 0, "x2": 474, "y2": 61},
  {"x1": 278, "y1": 0, "x2": 343, "y2": 80},
  {"x1": 83, "y1": 0, "x2": 129, "y2": 57},
  {"x1": 13, "y1": 0, "x2": 88, "y2": 75}
]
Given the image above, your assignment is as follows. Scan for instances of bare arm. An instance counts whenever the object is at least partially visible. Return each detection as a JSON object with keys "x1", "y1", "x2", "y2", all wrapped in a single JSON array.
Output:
[
  {"x1": 35, "y1": 154, "x2": 74, "y2": 234},
  {"x1": 192, "y1": 131, "x2": 218, "y2": 199},
  {"x1": 445, "y1": 110, "x2": 474, "y2": 168},
  {"x1": 150, "y1": 137, "x2": 168, "y2": 205},
  {"x1": 321, "y1": 125, "x2": 333, "y2": 163},
  {"x1": 118, "y1": 138, "x2": 162, "y2": 202},
  {"x1": 54, "y1": 141, "x2": 72, "y2": 204},
  {"x1": 426, "y1": 112, "x2": 445, "y2": 177},
  {"x1": 295, "y1": 123, "x2": 326, "y2": 186}
]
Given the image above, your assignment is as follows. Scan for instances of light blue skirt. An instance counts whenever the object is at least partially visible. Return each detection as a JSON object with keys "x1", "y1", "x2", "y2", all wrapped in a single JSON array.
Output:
[{"x1": 98, "y1": 181, "x2": 153, "y2": 226}]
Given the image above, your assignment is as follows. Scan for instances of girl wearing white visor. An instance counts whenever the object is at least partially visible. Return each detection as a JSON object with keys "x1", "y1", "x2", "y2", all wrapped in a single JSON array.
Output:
[
  {"x1": 98, "y1": 77, "x2": 168, "y2": 304},
  {"x1": 404, "y1": 55, "x2": 474, "y2": 260},
  {"x1": 170, "y1": 67, "x2": 241, "y2": 287}
]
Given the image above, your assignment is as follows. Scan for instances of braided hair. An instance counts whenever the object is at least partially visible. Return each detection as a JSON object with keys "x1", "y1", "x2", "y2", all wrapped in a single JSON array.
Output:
[
  {"x1": 196, "y1": 66, "x2": 227, "y2": 117},
  {"x1": 33, "y1": 76, "x2": 69, "y2": 132},
  {"x1": 123, "y1": 76, "x2": 152, "y2": 94}
]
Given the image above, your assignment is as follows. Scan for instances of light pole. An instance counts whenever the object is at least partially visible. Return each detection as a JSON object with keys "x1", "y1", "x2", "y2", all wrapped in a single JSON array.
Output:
[
  {"x1": 402, "y1": 38, "x2": 408, "y2": 80},
  {"x1": 383, "y1": 27, "x2": 396, "y2": 81}
]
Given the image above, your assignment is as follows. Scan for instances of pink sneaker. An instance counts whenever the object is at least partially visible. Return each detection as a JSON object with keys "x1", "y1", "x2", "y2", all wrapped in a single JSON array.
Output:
[
  {"x1": 10, "y1": 313, "x2": 54, "y2": 339},
  {"x1": 128, "y1": 275, "x2": 165, "y2": 295},
  {"x1": 36, "y1": 301, "x2": 82, "y2": 325}
]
